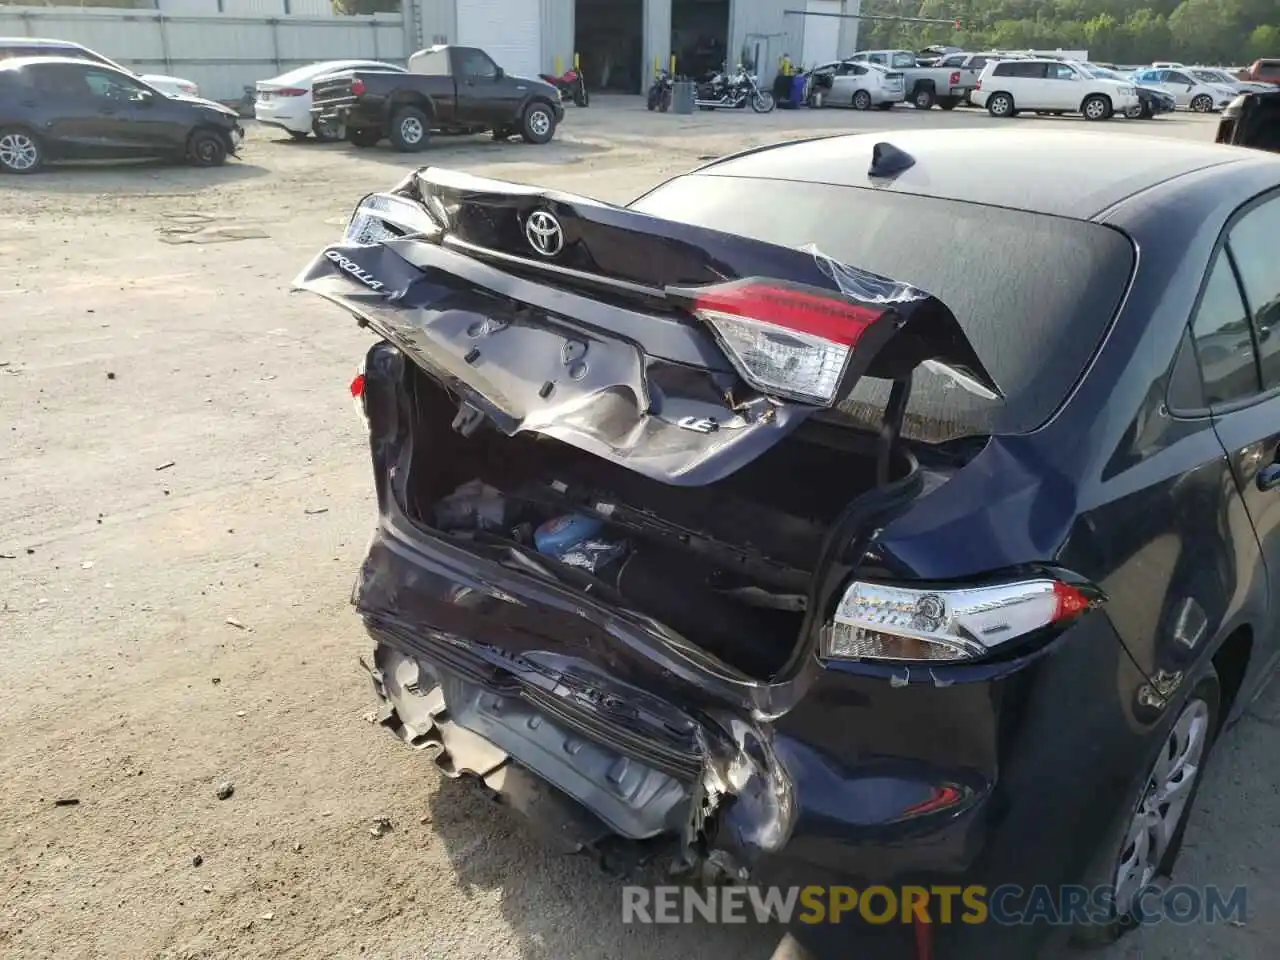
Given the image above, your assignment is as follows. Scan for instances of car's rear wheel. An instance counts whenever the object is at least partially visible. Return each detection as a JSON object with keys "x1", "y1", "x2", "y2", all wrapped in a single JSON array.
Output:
[
  {"x1": 987, "y1": 92, "x2": 1014, "y2": 117},
  {"x1": 520, "y1": 102, "x2": 557, "y2": 143},
  {"x1": 1125, "y1": 104, "x2": 1144, "y2": 118},
  {"x1": 1072, "y1": 667, "x2": 1220, "y2": 946},
  {"x1": 188, "y1": 128, "x2": 228, "y2": 167},
  {"x1": 912, "y1": 87, "x2": 935, "y2": 109},
  {"x1": 389, "y1": 107, "x2": 430, "y2": 152},
  {"x1": 1191, "y1": 93, "x2": 1214, "y2": 112},
  {"x1": 0, "y1": 127, "x2": 43, "y2": 174},
  {"x1": 1083, "y1": 94, "x2": 1112, "y2": 121},
  {"x1": 851, "y1": 89, "x2": 872, "y2": 111},
  {"x1": 347, "y1": 126, "x2": 381, "y2": 148}
]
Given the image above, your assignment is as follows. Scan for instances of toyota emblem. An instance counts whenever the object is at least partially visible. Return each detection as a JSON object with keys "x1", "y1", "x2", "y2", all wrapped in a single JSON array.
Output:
[{"x1": 525, "y1": 210, "x2": 564, "y2": 257}]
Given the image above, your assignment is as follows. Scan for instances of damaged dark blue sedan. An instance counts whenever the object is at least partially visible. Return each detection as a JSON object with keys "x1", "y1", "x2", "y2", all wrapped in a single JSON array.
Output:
[{"x1": 294, "y1": 128, "x2": 1280, "y2": 959}]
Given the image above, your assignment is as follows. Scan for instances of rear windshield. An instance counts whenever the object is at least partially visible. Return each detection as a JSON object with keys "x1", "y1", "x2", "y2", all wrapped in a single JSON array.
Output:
[{"x1": 628, "y1": 175, "x2": 1135, "y2": 443}]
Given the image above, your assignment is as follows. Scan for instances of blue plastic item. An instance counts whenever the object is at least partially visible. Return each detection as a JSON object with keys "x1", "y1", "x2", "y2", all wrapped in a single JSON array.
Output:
[
  {"x1": 790, "y1": 74, "x2": 808, "y2": 108},
  {"x1": 534, "y1": 514, "x2": 604, "y2": 557}
]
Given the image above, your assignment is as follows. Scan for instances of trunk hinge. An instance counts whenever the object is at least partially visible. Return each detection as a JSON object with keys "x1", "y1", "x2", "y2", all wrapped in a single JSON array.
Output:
[{"x1": 876, "y1": 375, "x2": 912, "y2": 486}]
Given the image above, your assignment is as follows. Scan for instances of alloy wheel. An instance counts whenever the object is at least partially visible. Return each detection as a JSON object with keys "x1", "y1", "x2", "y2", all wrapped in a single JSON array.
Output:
[
  {"x1": 400, "y1": 117, "x2": 424, "y2": 144},
  {"x1": 0, "y1": 131, "x2": 38, "y2": 171},
  {"x1": 528, "y1": 109, "x2": 551, "y2": 137},
  {"x1": 1112, "y1": 697, "x2": 1211, "y2": 916},
  {"x1": 1191, "y1": 94, "x2": 1213, "y2": 113},
  {"x1": 1085, "y1": 97, "x2": 1108, "y2": 119}
]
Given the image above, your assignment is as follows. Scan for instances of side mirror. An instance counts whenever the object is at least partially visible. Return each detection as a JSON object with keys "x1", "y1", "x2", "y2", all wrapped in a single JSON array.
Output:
[
  {"x1": 137, "y1": 90, "x2": 156, "y2": 106},
  {"x1": 495, "y1": 66, "x2": 504, "y2": 80}
]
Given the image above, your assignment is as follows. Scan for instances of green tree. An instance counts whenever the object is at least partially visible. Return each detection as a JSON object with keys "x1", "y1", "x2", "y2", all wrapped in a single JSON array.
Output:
[{"x1": 1246, "y1": 24, "x2": 1280, "y2": 61}]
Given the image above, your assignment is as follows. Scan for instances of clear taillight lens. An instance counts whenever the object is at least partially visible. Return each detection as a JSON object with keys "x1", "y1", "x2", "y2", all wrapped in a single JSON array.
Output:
[
  {"x1": 823, "y1": 578, "x2": 1098, "y2": 663},
  {"x1": 673, "y1": 279, "x2": 884, "y2": 406}
]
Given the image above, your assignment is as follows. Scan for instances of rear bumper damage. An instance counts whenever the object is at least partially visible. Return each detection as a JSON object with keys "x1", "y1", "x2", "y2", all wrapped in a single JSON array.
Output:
[{"x1": 356, "y1": 504, "x2": 796, "y2": 880}]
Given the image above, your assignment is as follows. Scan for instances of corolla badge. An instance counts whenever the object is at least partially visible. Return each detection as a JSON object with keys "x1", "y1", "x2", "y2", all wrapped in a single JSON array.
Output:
[{"x1": 525, "y1": 210, "x2": 564, "y2": 257}]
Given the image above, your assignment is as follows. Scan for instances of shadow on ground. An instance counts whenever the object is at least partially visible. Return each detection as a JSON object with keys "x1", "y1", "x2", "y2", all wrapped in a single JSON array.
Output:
[
  {"x1": 263, "y1": 132, "x2": 609, "y2": 169},
  {"x1": 423, "y1": 778, "x2": 787, "y2": 960},
  {"x1": 3, "y1": 159, "x2": 269, "y2": 195}
]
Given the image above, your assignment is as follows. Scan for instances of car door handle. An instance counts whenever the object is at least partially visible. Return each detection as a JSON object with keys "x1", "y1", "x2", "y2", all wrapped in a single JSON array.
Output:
[{"x1": 1257, "y1": 462, "x2": 1280, "y2": 491}]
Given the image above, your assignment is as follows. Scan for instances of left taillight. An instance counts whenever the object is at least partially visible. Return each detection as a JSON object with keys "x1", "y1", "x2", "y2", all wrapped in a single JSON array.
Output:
[
  {"x1": 350, "y1": 367, "x2": 368, "y2": 425},
  {"x1": 672, "y1": 278, "x2": 882, "y2": 406},
  {"x1": 950, "y1": 71, "x2": 961, "y2": 85},
  {"x1": 350, "y1": 79, "x2": 367, "y2": 97},
  {"x1": 822, "y1": 576, "x2": 1103, "y2": 663}
]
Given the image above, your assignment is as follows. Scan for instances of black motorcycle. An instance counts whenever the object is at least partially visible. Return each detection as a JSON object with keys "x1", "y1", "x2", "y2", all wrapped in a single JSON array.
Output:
[
  {"x1": 693, "y1": 65, "x2": 775, "y2": 113},
  {"x1": 646, "y1": 69, "x2": 673, "y2": 112}
]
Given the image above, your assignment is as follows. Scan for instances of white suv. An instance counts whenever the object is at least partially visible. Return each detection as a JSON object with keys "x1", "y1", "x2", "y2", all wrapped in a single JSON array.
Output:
[{"x1": 972, "y1": 58, "x2": 1139, "y2": 120}]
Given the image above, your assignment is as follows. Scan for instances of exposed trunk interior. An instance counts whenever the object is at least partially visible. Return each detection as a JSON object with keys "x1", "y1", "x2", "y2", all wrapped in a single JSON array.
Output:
[{"x1": 399, "y1": 363, "x2": 911, "y2": 680}]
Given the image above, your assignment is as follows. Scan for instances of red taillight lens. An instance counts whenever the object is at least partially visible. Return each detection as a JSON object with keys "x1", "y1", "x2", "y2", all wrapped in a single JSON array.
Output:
[
  {"x1": 350, "y1": 79, "x2": 367, "y2": 97},
  {"x1": 674, "y1": 279, "x2": 883, "y2": 406},
  {"x1": 974, "y1": 80, "x2": 982, "y2": 91},
  {"x1": 277, "y1": 87, "x2": 307, "y2": 96},
  {"x1": 350, "y1": 370, "x2": 368, "y2": 424},
  {"x1": 350, "y1": 373, "x2": 366, "y2": 398},
  {"x1": 950, "y1": 71, "x2": 960, "y2": 85}
]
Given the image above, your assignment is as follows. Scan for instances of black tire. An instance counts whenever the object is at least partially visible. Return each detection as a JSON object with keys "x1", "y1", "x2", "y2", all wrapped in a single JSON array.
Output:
[
  {"x1": 311, "y1": 119, "x2": 342, "y2": 142},
  {"x1": 1071, "y1": 667, "x2": 1221, "y2": 947},
  {"x1": 938, "y1": 97, "x2": 959, "y2": 110},
  {"x1": 347, "y1": 126, "x2": 381, "y2": 148},
  {"x1": 986, "y1": 92, "x2": 1014, "y2": 118},
  {"x1": 389, "y1": 106, "x2": 430, "y2": 152},
  {"x1": 1191, "y1": 93, "x2": 1214, "y2": 113},
  {"x1": 1082, "y1": 94, "x2": 1113, "y2": 121},
  {"x1": 647, "y1": 99, "x2": 656, "y2": 111},
  {"x1": 852, "y1": 89, "x2": 872, "y2": 111},
  {"x1": 659, "y1": 90, "x2": 671, "y2": 112},
  {"x1": 520, "y1": 101, "x2": 557, "y2": 144},
  {"x1": 911, "y1": 86, "x2": 935, "y2": 110},
  {"x1": 188, "y1": 128, "x2": 228, "y2": 167},
  {"x1": 288, "y1": 130, "x2": 310, "y2": 141},
  {"x1": 0, "y1": 126, "x2": 43, "y2": 174}
]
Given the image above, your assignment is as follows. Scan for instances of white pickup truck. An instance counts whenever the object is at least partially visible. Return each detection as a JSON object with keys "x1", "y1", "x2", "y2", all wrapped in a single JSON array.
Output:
[{"x1": 846, "y1": 48, "x2": 986, "y2": 109}]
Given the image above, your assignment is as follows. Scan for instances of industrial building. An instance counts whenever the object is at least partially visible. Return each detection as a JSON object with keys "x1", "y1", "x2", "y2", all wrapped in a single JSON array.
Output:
[{"x1": 409, "y1": 0, "x2": 864, "y2": 92}]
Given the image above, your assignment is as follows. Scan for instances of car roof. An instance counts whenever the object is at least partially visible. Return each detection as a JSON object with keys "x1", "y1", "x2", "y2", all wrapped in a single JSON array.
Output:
[
  {"x1": 0, "y1": 37, "x2": 87, "y2": 48},
  {"x1": 694, "y1": 128, "x2": 1269, "y2": 221},
  {"x1": 0, "y1": 55, "x2": 124, "y2": 74}
]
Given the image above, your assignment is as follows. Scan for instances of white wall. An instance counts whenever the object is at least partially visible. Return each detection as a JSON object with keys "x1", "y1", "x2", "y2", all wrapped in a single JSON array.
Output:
[{"x1": 0, "y1": 4, "x2": 406, "y2": 99}]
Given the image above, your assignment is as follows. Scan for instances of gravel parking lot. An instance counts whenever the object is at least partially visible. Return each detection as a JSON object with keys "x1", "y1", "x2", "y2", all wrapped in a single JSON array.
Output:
[{"x1": 2, "y1": 100, "x2": 1275, "y2": 960}]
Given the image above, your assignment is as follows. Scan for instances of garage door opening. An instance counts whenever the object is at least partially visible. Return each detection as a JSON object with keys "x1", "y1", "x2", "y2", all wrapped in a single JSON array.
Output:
[
  {"x1": 576, "y1": 0, "x2": 644, "y2": 93},
  {"x1": 673, "y1": 0, "x2": 730, "y2": 82}
]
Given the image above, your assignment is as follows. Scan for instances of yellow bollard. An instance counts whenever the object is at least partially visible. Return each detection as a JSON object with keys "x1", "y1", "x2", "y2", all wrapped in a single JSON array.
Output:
[
  {"x1": 554, "y1": 55, "x2": 562, "y2": 76},
  {"x1": 574, "y1": 52, "x2": 580, "y2": 70},
  {"x1": 669, "y1": 54, "x2": 676, "y2": 75},
  {"x1": 654, "y1": 55, "x2": 660, "y2": 77}
]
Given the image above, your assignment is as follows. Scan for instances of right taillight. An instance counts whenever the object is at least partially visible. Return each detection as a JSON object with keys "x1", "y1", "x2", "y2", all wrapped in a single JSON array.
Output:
[
  {"x1": 974, "y1": 79, "x2": 982, "y2": 91},
  {"x1": 672, "y1": 278, "x2": 884, "y2": 406},
  {"x1": 350, "y1": 364, "x2": 368, "y2": 426},
  {"x1": 950, "y1": 71, "x2": 961, "y2": 85},
  {"x1": 351, "y1": 79, "x2": 367, "y2": 97},
  {"x1": 823, "y1": 577, "x2": 1103, "y2": 663}
]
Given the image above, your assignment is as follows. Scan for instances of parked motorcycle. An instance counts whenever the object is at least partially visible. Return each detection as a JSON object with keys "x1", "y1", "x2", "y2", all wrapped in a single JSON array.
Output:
[
  {"x1": 693, "y1": 64, "x2": 775, "y2": 113},
  {"x1": 646, "y1": 69, "x2": 673, "y2": 112},
  {"x1": 538, "y1": 68, "x2": 589, "y2": 107}
]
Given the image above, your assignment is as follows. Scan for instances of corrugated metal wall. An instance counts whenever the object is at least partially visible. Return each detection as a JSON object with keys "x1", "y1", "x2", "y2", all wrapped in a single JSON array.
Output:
[
  {"x1": 837, "y1": 0, "x2": 860, "y2": 58},
  {"x1": 729, "y1": 0, "x2": 793, "y2": 86},
  {"x1": 540, "y1": 0, "x2": 573, "y2": 76},
  {"x1": 0, "y1": 4, "x2": 407, "y2": 99},
  {"x1": 642, "y1": 0, "x2": 669, "y2": 92},
  {"x1": 412, "y1": 0, "x2": 453, "y2": 47}
]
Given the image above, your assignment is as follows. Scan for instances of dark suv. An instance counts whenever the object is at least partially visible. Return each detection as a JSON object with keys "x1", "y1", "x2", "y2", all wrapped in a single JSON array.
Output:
[{"x1": 1218, "y1": 88, "x2": 1280, "y2": 152}]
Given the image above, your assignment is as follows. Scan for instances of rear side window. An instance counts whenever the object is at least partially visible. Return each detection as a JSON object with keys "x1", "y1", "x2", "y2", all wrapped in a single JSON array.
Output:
[
  {"x1": 1257, "y1": 61, "x2": 1280, "y2": 79},
  {"x1": 994, "y1": 61, "x2": 1046, "y2": 78},
  {"x1": 1189, "y1": 252, "x2": 1259, "y2": 405},
  {"x1": 1227, "y1": 199, "x2": 1280, "y2": 388},
  {"x1": 629, "y1": 175, "x2": 1136, "y2": 442}
]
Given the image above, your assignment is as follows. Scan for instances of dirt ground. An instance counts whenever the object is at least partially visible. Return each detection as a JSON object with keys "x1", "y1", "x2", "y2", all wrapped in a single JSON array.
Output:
[{"x1": 1, "y1": 101, "x2": 1274, "y2": 960}]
